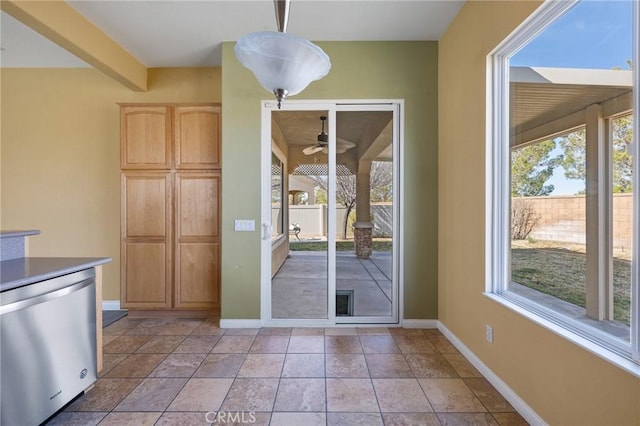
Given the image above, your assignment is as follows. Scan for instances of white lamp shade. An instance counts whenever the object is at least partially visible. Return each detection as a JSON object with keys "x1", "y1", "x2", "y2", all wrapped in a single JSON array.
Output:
[{"x1": 235, "y1": 31, "x2": 331, "y2": 97}]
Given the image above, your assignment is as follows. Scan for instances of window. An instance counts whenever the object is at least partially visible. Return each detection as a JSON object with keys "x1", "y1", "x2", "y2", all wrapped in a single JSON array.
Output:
[{"x1": 489, "y1": 0, "x2": 639, "y2": 368}]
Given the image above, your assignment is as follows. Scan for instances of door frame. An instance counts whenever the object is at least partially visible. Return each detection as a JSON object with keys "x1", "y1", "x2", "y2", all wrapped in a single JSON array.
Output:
[{"x1": 260, "y1": 99, "x2": 405, "y2": 326}]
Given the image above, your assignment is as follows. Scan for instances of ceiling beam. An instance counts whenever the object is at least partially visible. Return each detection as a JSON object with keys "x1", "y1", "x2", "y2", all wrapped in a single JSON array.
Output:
[{"x1": 1, "y1": 0, "x2": 147, "y2": 91}]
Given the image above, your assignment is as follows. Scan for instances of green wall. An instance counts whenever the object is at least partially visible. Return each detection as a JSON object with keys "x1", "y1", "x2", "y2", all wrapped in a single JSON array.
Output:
[{"x1": 221, "y1": 41, "x2": 438, "y2": 320}]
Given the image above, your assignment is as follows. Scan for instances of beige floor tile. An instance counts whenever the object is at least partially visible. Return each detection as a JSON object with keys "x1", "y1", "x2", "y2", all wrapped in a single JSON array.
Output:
[
  {"x1": 273, "y1": 378, "x2": 326, "y2": 412},
  {"x1": 405, "y1": 353, "x2": 459, "y2": 378},
  {"x1": 365, "y1": 354, "x2": 414, "y2": 378},
  {"x1": 325, "y1": 335, "x2": 363, "y2": 353},
  {"x1": 190, "y1": 319, "x2": 225, "y2": 336},
  {"x1": 292, "y1": 327, "x2": 325, "y2": 335},
  {"x1": 237, "y1": 353, "x2": 285, "y2": 377},
  {"x1": 443, "y1": 354, "x2": 482, "y2": 378},
  {"x1": 155, "y1": 412, "x2": 210, "y2": 425},
  {"x1": 381, "y1": 413, "x2": 440, "y2": 426},
  {"x1": 126, "y1": 319, "x2": 175, "y2": 336},
  {"x1": 135, "y1": 335, "x2": 185, "y2": 353},
  {"x1": 326, "y1": 378, "x2": 379, "y2": 412},
  {"x1": 98, "y1": 412, "x2": 162, "y2": 426},
  {"x1": 114, "y1": 378, "x2": 188, "y2": 411},
  {"x1": 223, "y1": 328, "x2": 260, "y2": 336},
  {"x1": 422, "y1": 329, "x2": 444, "y2": 338},
  {"x1": 250, "y1": 335, "x2": 290, "y2": 353},
  {"x1": 149, "y1": 353, "x2": 206, "y2": 377},
  {"x1": 220, "y1": 378, "x2": 279, "y2": 412},
  {"x1": 464, "y1": 378, "x2": 515, "y2": 412},
  {"x1": 419, "y1": 378, "x2": 486, "y2": 413},
  {"x1": 103, "y1": 318, "x2": 146, "y2": 336},
  {"x1": 103, "y1": 335, "x2": 152, "y2": 354},
  {"x1": 388, "y1": 328, "x2": 424, "y2": 336},
  {"x1": 194, "y1": 353, "x2": 246, "y2": 377},
  {"x1": 98, "y1": 353, "x2": 128, "y2": 378},
  {"x1": 104, "y1": 353, "x2": 167, "y2": 378},
  {"x1": 281, "y1": 353, "x2": 325, "y2": 377},
  {"x1": 167, "y1": 378, "x2": 233, "y2": 411},
  {"x1": 287, "y1": 335, "x2": 325, "y2": 353},
  {"x1": 325, "y1": 327, "x2": 357, "y2": 335},
  {"x1": 270, "y1": 412, "x2": 326, "y2": 426},
  {"x1": 258, "y1": 327, "x2": 293, "y2": 335},
  {"x1": 326, "y1": 354, "x2": 369, "y2": 377},
  {"x1": 46, "y1": 411, "x2": 107, "y2": 425},
  {"x1": 66, "y1": 378, "x2": 142, "y2": 411},
  {"x1": 173, "y1": 335, "x2": 221, "y2": 353},
  {"x1": 393, "y1": 335, "x2": 438, "y2": 354},
  {"x1": 102, "y1": 334, "x2": 119, "y2": 346},
  {"x1": 327, "y1": 412, "x2": 384, "y2": 425},
  {"x1": 211, "y1": 335, "x2": 255, "y2": 353},
  {"x1": 157, "y1": 318, "x2": 203, "y2": 335},
  {"x1": 429, "y1": 335, "x2": 460, "y2": 353},
  {"x1": 491, "y1": 412, "x2": 530, "y2": 425},
  {"x1": 438, "y1": 412, "x2": 499, "y2": 425},
  {"x1": 359, "y1": 335, "x2": 401, "y2": 354},
  {"x1": 373, "y1": 378, "x2": 433, "y2": 412},
  {"x1": 356, "y1": 327, "x2": 391, "y2": 335}
]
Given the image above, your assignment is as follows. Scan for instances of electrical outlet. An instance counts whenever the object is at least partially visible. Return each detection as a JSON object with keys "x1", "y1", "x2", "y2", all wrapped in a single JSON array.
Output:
[{"x1": 486, "y1": 325, "x2": 493, "y2": 343}]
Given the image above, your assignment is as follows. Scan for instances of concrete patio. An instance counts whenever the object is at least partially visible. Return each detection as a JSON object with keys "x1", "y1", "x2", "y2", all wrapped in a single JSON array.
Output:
[{"x1": 272, "y1": 251, "x2": 393, "y2": 319}]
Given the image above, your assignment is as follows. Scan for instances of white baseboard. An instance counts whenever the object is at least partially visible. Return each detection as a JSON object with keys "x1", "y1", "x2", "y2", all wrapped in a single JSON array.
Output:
[
  {"x1": 219, "y1": 319, "x2": 263, "y2": 328},
  {"x1": 102, "y1": 300, "x2": 121, "y2": 311},
  {"x1": 402, "y1": 319, "x2": 439, "y2": 328},
  {"x1": 438, "y1": 322, "x2": 547, "y2": 426}
]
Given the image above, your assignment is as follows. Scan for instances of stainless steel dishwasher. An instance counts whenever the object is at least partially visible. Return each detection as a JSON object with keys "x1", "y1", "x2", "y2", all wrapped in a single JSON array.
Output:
[{"x1": 1, "y1": 268, "x2": 97, "y2": 426}]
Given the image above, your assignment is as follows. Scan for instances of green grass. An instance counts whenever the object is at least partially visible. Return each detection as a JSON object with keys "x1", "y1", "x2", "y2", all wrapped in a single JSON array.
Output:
[
  {"x1": 511, "y1": 248, "x2": 632, "y2": 325},
  {"x1": 290, "y1": 240, "x2": 392, "y2": 252}
]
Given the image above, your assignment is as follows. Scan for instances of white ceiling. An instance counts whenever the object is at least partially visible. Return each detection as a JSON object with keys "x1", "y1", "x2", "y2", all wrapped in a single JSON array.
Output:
[{"x1": 0, "y1": 0, "x2": 464, "y2": 68}]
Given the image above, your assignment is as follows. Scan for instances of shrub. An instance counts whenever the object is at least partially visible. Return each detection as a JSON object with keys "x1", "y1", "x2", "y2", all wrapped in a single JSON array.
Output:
[{"x1": 511, "y1": 199, "x2": 539, "y2": 240}]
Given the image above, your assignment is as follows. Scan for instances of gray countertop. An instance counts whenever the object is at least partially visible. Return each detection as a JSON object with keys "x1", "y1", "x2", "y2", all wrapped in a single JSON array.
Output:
[
  {"x1": 0, "y1": 230, "x2": 41, "y2": 239},
  {"x1": 1, "y1": 257, "x2": 112, "y2": 292}
]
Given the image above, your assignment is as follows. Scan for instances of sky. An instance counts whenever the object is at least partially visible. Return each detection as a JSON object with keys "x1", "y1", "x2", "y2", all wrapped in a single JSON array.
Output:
[{"x1": 511, "y1": 0, "x2": 633, "y2": 195}]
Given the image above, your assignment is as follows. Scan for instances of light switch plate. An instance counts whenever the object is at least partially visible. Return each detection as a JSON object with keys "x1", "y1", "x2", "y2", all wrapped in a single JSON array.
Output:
[{"x1": 234, "y1": 220, "x2": 255, "y2": 231}]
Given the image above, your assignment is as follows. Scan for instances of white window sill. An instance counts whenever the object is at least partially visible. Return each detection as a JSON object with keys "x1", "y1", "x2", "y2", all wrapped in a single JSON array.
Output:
[{"x1": 484, "y1": 292, "x2": 640, "y2": 378}]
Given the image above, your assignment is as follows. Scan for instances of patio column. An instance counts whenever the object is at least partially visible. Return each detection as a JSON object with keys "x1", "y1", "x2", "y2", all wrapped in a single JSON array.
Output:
[
  {"x1": 354, "y1": 168, "x2": 373, "y2": 259},
  {"x1": 585, "y1": 104, "x2": 613, "y2": 320}
]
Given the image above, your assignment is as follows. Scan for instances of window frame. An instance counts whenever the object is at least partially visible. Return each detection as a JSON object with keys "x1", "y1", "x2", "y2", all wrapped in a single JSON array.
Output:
[
  {"x1": 486, "y1": 0, "x2": 640, "y2": 374},
  {"x1": 271, "y1": 146, "x2": 286, "y2": 243}
]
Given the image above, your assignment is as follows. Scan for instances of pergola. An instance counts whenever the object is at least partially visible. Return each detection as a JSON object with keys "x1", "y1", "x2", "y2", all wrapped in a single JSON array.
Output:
[{"x1": 510, "y1": 66, "x2": 633, "y2": 322}]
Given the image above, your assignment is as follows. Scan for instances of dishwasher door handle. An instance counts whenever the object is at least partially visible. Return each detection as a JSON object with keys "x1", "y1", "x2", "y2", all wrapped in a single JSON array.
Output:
[{"x1": 0, "y1": 278, "x2": 94, "y2": 316}]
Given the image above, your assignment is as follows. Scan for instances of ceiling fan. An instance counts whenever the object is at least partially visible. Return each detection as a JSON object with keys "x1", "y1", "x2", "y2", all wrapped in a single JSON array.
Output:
[{"x1": 302, "y1": 116, "x2": 356, "y2": 155}]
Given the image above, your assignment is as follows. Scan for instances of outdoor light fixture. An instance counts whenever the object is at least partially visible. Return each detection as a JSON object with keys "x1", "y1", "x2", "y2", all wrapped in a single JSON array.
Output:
[{"x1": 234, "y1": 0, "x2": 331, "y2": 109}]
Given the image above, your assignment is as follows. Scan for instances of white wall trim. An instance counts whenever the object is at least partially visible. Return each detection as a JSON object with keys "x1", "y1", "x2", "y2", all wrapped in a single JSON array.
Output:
[
  {"x1": 219, "y1": 319, "x2": 263, "y2": 329},
  {"x1": 438, "y1": 322, "x2": 547, "y2": 426},
  {"x1": 402, "y1": 319, "x2": 439, "y2": 329},
  {"x1": 102, "y1": 300, "x2": 121, "y2": 311}
]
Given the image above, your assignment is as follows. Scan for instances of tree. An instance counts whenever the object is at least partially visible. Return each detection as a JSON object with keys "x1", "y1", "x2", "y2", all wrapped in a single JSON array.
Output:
[
  {"x1": 511, "y1": 139, "x2": 561, "y2": 196},
  {"x1": 310, "y1": 161, "x2": 393, "y2": 239},
  {"x1": 558, "y1": 114, "x2": 633, "y2": 193}
]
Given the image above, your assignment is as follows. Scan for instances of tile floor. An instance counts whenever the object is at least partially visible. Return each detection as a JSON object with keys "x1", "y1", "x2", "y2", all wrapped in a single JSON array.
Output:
[{"x1": 48, "y1": 317, "x2": 529, "y2": 425}]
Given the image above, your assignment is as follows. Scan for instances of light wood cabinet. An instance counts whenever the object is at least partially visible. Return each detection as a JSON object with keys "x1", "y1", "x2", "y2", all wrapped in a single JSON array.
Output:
[{"x1": 120, "y1": 104, "x2": 221, "y2": 312}]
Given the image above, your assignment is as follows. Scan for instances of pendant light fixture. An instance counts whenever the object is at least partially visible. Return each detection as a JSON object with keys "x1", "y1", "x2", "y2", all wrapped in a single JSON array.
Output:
[{"x1": 234, "y1": 0, "x2": 331, "y2": 109}]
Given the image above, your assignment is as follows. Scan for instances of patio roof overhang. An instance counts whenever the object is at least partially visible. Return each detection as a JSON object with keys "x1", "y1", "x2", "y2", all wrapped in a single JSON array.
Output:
[{"x1": 510, "y1": 66, "x2": 633, "y2": 148}]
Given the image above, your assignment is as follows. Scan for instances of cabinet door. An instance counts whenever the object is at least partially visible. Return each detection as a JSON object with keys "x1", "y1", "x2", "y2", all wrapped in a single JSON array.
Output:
[
  {"x1": 174, "y1": 172, "x2": 221, "y2": 308},
  {"x1": 121, "y1": 106, "x2": 172, "y2": 169},
  {"x1": 174, "y1": 105, "x2": 221, "y2": 170},
  {"x1": 121, "y1": 172, "x2": 172, "y2": 308}
]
